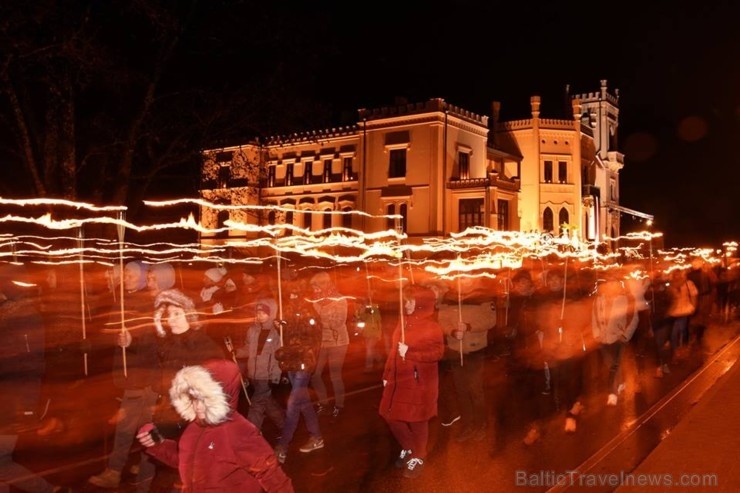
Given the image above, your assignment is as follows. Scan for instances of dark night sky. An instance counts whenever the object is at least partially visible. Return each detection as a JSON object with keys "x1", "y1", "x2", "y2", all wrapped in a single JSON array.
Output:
[{"x1": 200, "y1": 0, "x2": 738, "y2": 248}]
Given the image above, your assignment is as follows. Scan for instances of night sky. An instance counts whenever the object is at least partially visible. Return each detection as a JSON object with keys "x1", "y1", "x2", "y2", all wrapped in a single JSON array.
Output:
[
  {"x1": 199, "y1": 0, "x2": 737, "y2": 248},
  {"x1": 2, "y1": 1, "x2": 738, "y2": 248}
]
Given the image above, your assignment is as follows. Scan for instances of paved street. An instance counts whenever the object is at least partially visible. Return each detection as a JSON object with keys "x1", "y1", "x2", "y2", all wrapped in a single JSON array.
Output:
[{"x1": 11, "y1": 317, "x2": 740, "y2": 493}]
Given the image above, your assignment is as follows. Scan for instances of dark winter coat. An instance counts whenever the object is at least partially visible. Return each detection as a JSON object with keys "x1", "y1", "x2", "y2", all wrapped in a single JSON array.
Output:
[
  {"x1": 379, "y1": 286, "x2": 444, "y2": 423},
  {"x1": 145, "y1": 359, "x2": 293, "y2": 493},
  {"x1": 110, "y1": 287, "x2": 161, "y2": 390},
  {"x1": 0, "y1": 294, "x2": 45, "y2": 433}
]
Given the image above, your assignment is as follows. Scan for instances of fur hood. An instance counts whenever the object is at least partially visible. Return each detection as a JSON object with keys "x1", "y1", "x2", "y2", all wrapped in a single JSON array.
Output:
[{"x1": 169, "y1": 359, "x2": 241, "y2": 426}]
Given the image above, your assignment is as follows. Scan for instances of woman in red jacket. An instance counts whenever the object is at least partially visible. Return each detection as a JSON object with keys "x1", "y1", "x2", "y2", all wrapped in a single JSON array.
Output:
[
  {"x1": 379, "y1": 284, "x2": 445, "y2": 479},
  {"x1": 136, "y1": 359, "x2": 293, "y2": 493}
]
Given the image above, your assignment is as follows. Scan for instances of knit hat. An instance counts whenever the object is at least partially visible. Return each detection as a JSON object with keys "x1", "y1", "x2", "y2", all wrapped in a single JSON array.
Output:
[
  {"x1": 150, "y1": 262, "x2": 176, "y2": 291},
  {"x1": 124, "y1": 260, "x2": 148, "y2": 292},
  {"x1": 153, "y1": 288, "x2": 202, "y2": 336},
  {"x1": 204, "y1": 266, "x2": 228, "y2": 283}
]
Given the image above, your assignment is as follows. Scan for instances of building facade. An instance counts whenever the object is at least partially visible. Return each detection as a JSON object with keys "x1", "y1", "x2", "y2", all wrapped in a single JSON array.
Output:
[{"x1": 199, "y1": 81, "x2": 624, "y2": 247}]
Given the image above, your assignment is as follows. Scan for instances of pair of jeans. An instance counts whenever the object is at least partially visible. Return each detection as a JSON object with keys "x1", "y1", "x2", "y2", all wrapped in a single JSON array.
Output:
[
  {"x1": 600, "y1": 341, "x2": 625, "y2": 395},
  {"x1": 278, "y1": 371, "x2": 321, "y2": 449},
  {"x1": 450, "y1": 349, "x2": 486, "y2": 430},
  {"x1": 670, "y1": 316, "x2": 690, "y2": 350},
  {"x1": 108, "y1": 387, "x2": 158, "y2": 491},
  {"x1": 311, "y1": 344, "x2": 348, "y2": 408},
  {"x1": 247, "y1": 380, "x2": 285, "y2": 432}
]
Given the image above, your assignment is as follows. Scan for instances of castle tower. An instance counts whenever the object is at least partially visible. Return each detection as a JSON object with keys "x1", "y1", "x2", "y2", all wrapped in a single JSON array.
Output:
[{"x1": 574, "y1": 79, "x2": 619, "y2": 159}]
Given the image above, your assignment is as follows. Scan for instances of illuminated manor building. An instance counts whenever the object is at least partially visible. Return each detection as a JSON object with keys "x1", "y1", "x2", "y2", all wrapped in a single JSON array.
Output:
[{"x1": 199, "y1": 80, "x2": 628, "y2": 246}]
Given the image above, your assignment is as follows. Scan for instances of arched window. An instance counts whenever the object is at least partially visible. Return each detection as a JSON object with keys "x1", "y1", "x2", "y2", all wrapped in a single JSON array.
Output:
[
  {"x1": 284, "y1": 210, "x2": 293, "y2": 236},
  {"x1": 559, "y1": 207, "x2": 569, "y2": 235},
  {"x1": 543, "y1": 207, "x2": 554, "y2": 232},
  {"x1": 323, "y1": 209, "x2": 332, "y2": 230},
  {"x1": 267, "y1": 210, "x2": 276, "y2": 226},
  {"x1": 342, "y1": 207, "x2": 352, "y2": 229}
]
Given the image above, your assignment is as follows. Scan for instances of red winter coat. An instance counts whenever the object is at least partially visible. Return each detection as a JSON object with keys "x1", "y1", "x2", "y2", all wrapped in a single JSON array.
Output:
[
  {"x1": 145, "y1": 359, "x2": 293, "y2": 493},
  {"x1": 379, "y1": 286, "x2": 444, "y2": 423}
]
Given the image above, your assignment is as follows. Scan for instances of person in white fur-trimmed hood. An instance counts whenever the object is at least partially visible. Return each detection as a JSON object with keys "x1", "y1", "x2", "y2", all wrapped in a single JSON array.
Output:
[{"x1": 137, "y1": 359, "x2": 294, "y2": 492}]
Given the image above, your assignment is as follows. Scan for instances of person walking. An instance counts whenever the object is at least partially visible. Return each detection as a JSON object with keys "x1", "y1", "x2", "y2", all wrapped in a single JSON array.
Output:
[
  {"x1": 591, "y1": 275, "x2": 637, "y2": 406},
  {"x1": 136, "y1": 359, "x2": 293, "y2": 492},
  {"x1": 379, "y1": 285, "x2": 444, "y2": 479},
  {"x1": 87, "y1": 260, "x2": 160, "y2": 491},
  {"x1": 436, "y1": 279, "x2": 496, "y2": 442},
  {"x1": 0, "y1": 263, "x2": 68, "y2": 493},
  {"x1": 273, "y1": 305, "x2": 324, "y2": 464},
  {"x1": 236, "y1": 298, "x2": 285, "y2": 435},
  {"x1": 308, "y1": 272, "x2": 349, "y2": 418}
]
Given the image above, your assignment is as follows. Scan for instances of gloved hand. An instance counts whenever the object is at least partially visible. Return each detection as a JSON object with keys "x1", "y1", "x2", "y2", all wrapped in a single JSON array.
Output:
[
  {"x1": 452, "y1": 321, "x2": 467, "y2": 340},
  {"x1": 398, "y1": 341, "x2": 408, "y2": 358}
]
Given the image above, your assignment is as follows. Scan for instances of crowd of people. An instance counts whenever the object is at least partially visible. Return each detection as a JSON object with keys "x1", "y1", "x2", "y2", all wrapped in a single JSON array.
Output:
[{"x1": 1, "y1": 252, "x2": 739, "y2": 490}]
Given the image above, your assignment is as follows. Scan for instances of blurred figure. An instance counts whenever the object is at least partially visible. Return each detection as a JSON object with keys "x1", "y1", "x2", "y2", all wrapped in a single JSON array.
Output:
[
  {"x1": 232, "y1": 267, "x2": 274, "y2": 316},
  {"x1": 308, "y1": 272, "x2": 349, "y2": 418},
  {"x1": 273, "y1": 301, "x2": 324, "y2": 464},
  {"x1": 353, "y1": 297, "x2": 384, "y2": 373},
  {"x1": 624, "y1": 264, "x2": 652, "y2": 393},
  {"x1": 687, "y1": 257, "x2": 715, "y2": 348},
  {"x1": 592, "y1": 275, "x2": 636, "y2": 406},
  {"x1": 198, "y1": 265, "x2": 238, "y2": 348},
  {"x1": 88, "y1": 260, "x2": 159, "y2": 491},
  {"x1": 537, "y1": 268, "x2": 587, "y2": 433},
  {"x1": 436, "y1": 278, "x2": 496, "y2": 442},
  {"x1": 146, "y1": 262, "x2": 177, "y2": 298},
  {"x1": 651, "y1": 272, "x2": 674, "y2": 378},
  {"x1": 379, "y1": 285, "x2": 444, "y2": 479},
  {"x1": 0, "y1": 263, "x2": 66, "y2": 493},
  {"x1": 506, "y1": 269, "x2": 549, "y2": 445},
  {"x1": 235, "y1": 299, "x2": 285, "y2": 435},
  {"x1": 666, "y1": 269, "x2": 698, "y2": 362},
  {"x1": 136, "y1": 360, "x2": 293, "y2": 492}
]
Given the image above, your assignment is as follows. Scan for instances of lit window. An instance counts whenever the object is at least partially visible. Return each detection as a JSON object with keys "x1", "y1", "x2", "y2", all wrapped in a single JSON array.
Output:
[
  {"x1": 497, "y1": 199, "x2": 509, "y2": 230},
  {"x1": 559, "y1": 207, "x2": 569, "y2": 234},
  {"x1": 342, "y1": 207, "x2": 352, "y2": 229},
  {"x1": 285, "y1": 163, "x2": 294, "y2": 186},
  {"x1": 459, "y1": 198, "x2": 484, "y2": 232},
  {"x1": 544, "y1": 161, "x2": 553, "y2": 183},
  {"x1": 323, "y1": 159, "x2": 332, "y2": 183},
  {"x1": 458, "y1": 152, "x2": 470, "y2": 180},
  {"x1": 543, "y1": 207, "x2": 554, "y2": 232},
  {"x1": 284, "y1": 211, "x2": 293, "y2": 236},
  {"x1": 217, "y1": 165, "x2": 231, "y2": 189},
  {"x1": 343, "y1": 157, "x2": 353, "y2": 181},
  {"x1": 389, "y1": 149, "x2": 406, "y2": 178},
  {"x1": 558, "y1": 161, "x2": 567, "y2": 183},
  {"x1": 304, "y1": 162, "x2": 312, "y2": 185}
]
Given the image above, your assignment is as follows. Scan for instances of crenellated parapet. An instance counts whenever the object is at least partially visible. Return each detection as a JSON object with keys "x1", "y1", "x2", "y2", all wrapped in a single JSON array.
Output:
[
  {"x1": 264, "y1": 125, "x2": 360, "y2": 146},
  {"x1": 359, "y1": 98, "x2": 487, "y2": 126}
]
